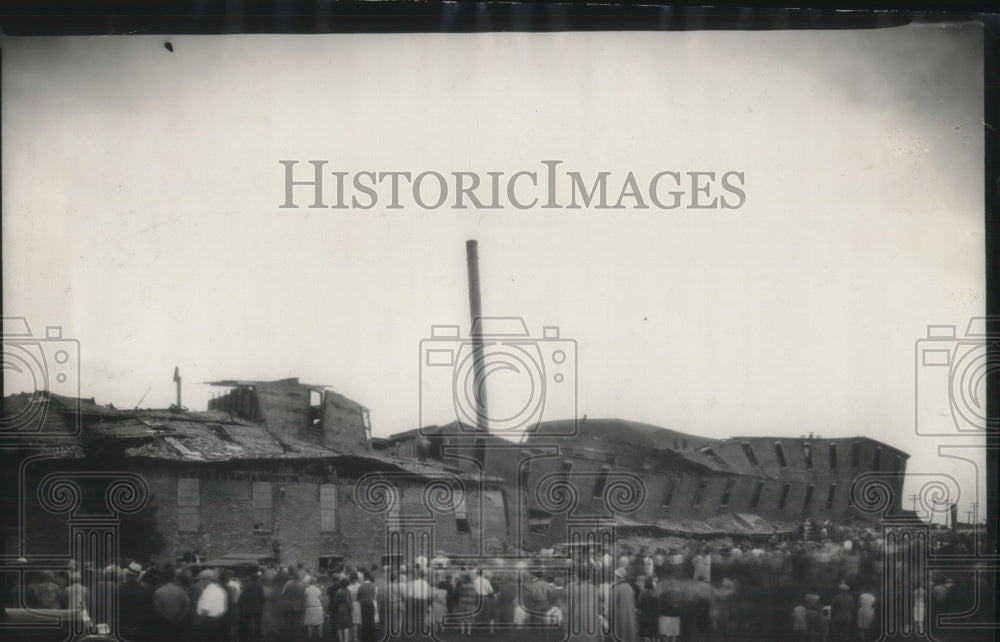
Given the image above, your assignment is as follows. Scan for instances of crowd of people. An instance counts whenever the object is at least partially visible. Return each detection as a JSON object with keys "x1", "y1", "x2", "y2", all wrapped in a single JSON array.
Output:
[{"x1": 3, "y1": 525, "x2": 988, "y2": 642}]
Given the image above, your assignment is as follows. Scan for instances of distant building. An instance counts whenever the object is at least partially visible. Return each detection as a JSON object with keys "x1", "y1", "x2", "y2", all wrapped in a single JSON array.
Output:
[
  {"x1": 2, "y1": 382, "x2": 511, "y2": 568},
  {"x1": 376, "y1": 418, "x2": 909, "y2": 549}
]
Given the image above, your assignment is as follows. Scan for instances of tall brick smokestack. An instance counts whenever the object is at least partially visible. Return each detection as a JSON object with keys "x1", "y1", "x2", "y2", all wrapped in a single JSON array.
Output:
[{"x1": 466, "y1": 240, "x2": 488, "y2": 470}]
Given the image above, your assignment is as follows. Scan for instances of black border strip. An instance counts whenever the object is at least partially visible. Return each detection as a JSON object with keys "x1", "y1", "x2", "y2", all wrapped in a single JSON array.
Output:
[{"x1": 0, "y1": 3, "x2": 989, "y2": 36}]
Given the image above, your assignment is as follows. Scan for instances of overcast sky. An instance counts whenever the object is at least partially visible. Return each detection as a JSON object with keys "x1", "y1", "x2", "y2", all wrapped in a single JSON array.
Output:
[{"x1": 2, "y1": 25, "x2": 986, "y2": 521}]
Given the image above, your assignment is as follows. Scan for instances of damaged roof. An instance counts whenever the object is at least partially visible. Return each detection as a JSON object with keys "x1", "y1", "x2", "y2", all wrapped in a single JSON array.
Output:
[
  {"x1": 96, "y1": 412, "x2": 337, "y2": 462},
  {"x1": 3, "y1": 392, "x2": 483, "y2": 479}
]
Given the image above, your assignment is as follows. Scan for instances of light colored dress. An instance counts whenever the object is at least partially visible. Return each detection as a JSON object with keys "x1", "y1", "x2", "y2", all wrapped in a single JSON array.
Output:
[
  {"x1": 913, "y1": 587, "x2": 927, "y2": 624},
  {"x1": 858, "y1": 592, "x2": 876, "y2": 630},
  {"x1": 304, "y1": 584, "x2": 324, "y2": 626},
  {"x1": 349, "y1": 582, "x2": 362, "y2": 625},
  {"x1": 431, "y1": 587, "x2": 448, "y2": 628}
]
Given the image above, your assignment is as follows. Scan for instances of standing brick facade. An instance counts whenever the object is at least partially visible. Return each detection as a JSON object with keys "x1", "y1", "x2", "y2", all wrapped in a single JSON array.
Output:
[
  {"x1": 10, "y1": 457, "x2": 510, "y2": 569},
  {"x1": 3, "y1": 386, "x2": 512, "y2": 568}
]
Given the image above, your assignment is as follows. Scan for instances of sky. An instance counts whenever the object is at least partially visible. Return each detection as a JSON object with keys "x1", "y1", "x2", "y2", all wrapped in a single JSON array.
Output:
[{"x1": 1, "y1": 24, "x2": 987, "y2": 522}]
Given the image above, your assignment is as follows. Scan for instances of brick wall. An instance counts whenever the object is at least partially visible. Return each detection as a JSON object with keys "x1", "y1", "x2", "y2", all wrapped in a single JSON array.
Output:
[{"x1": 145, "y1": 470, "x2": 510, "y2": 568}]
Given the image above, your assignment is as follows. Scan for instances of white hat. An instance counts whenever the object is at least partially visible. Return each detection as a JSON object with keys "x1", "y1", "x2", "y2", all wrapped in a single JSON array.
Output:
[{"x1": 196, "y1": 569, "x2": 217, "y2": 582}]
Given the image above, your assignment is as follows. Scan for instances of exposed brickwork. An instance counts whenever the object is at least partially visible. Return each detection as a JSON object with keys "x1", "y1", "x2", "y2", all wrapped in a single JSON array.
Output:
[
  {"x1": 154, "y1": 476, "x2": 510, "y2": 566},
  {"x1": 12, "y1": 458, "x2": 510, "y2": 568}
]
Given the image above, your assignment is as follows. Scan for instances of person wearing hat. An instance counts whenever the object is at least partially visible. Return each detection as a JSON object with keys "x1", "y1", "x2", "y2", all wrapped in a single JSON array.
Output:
[
  {"x1": 238, "y1": 571, "x2": 266, "y2": 642},
  {"x1": 610, "y1": 567, "x2": 638, "y2": 642},
  {"x1": 829, "y1": 582, "x2": 855, "y2": 642},
  {"x1": 194, "y1": 569, "x2": 228, "y2": 642},
  {"x1": 118, "y1": 562, "x2": 154, "y2": 641},
  {"x1": 282, "y1": 569, "x2": 307, "y2": 639}
]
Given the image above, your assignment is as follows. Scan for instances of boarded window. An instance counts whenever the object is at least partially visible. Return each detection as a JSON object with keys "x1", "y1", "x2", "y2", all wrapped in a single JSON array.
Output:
[
  {"x1": 741, "y1": 442, "x2": 760, "y2": 466},
  {"x1": 826, "y1": 484, "x2": 837, "y2": 510},
  {"x1": 851, "y1": 441, "x2": 861, "y2": 467},
  {"x1": 803, "y1": 484, "x2": 815, "y2": 510},
  {"x1": 454, "y1": 491, "x2": 470, "y2": 533},
  {"x1": 661, "y1": 478, "x2": 679, "y2": 507},
  {"x1": 720, "y1": 479, "x2": 736, "y2": 506},
  {"x1": 252, "y1": 482, "x2": 273, "y2": 532},
  {"x1": 802, "y1": 444, "x2": 814, "y2": 469},
  {"x1": 692, "y1": 479, "x2": 709, "y2": 506},
  {"x1": 773, "y1": 442, "x2": 787, "y2": 468},
  {"x1": 828, "y1": 443, "x2": 838, "y2": 469},
  {"x1": 592, "y1": 466, "x2": 610, "y2": 498},
  {"x1": 778, "y1": 484, "x2": 790, "y2": 510},
  {"x1": 320, "y1": 484, "x2": 338, "y2": 532},
  {"x1": 177, "y1": 478, "x2": 201, "y2": 532},
  {"x1": 750, "y1": 481, "x2": 764, "y2": 509}
]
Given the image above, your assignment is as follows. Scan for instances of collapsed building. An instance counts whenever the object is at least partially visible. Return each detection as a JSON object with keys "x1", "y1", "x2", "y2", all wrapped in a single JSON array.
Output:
[
  {"x1": 372, "y1": 241, "x2": 911, "y2": 550},
  {"x1": 2, "y1": 381, "x2": 511, "y2": 570},
  {"x1": 2, "y1": 379, "x2": 910, "y2": 568},
  {"x1": 375, "y1": 418, "x2": 910, "y2": 550}
]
